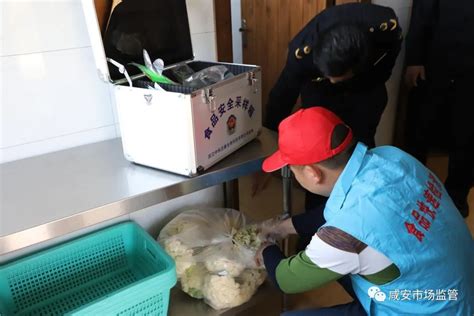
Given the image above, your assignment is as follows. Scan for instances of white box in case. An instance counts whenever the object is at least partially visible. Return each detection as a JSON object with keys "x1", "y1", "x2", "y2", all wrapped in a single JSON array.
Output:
[{"x1": 82, "y1": 0, "x2": 261, "y2": 176}]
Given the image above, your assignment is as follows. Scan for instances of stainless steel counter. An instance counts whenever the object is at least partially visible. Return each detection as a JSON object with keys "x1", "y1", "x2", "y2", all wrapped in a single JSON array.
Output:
[
  {"x1": 0, "y1": 128, "x2": 277, "y2": 256},
  {"x1": 168, "y1": 281, "x2": 283, "y2": 316}
]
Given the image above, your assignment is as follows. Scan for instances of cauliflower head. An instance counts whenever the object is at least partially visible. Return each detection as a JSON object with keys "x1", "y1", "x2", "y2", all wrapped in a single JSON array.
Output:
[
  {"x1": 237, "y1": 269, "x2": 267, "y2": 303},
  {"x1": 205, "y1": 257, "x2": 245, "y2": 277},
  {"x1": 203, "y1": 275, "x2": 242, "y2": 310},
  {"x1": 163, "y1": 239, "x2": 194, "y2": 276},
  {"x1": 159, "y1": 209, "x2": 268, "y2": 309},
  {"x1": 232, "y1": 225, "x2": 262, "y2": 251},
  {"x1": 180, "y1": 264, "x2": 207, "y2": 299}
]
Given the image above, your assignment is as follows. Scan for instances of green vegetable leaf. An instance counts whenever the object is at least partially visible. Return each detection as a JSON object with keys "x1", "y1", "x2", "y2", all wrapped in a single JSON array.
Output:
[
  {"x1": 232, "y1": 225, "x2": 261, "y2": 251},
  {"x1": 129, "y1": 62, "x2": 176, "y2": 84}
]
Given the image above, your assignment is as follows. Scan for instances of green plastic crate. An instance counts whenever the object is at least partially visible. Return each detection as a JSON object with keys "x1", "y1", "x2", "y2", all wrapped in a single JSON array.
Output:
[{"x1": 0, "y1": 222, "x2": 176, "y2": 316}]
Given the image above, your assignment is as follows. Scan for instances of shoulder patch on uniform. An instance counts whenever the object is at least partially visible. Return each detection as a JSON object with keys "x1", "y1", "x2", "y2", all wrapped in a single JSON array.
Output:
[
  {"x1": 389, "y1": 19, "x2": 397, "y2": 31},
  {"x1": 295, "y1": 47, "x2": 304, "y2": 59}
]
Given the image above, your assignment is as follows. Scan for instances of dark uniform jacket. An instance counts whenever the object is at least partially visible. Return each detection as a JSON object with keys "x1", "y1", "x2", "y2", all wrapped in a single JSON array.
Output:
[
  {"x1": 405, "y1": 0, "x2": 474, "y2": 79},
  {"x1": 403, "y1": 0, "x2": 474, "y2": 216},
  {"x1": 265, "y1": 3, "x2": 402, "y2": 147}
]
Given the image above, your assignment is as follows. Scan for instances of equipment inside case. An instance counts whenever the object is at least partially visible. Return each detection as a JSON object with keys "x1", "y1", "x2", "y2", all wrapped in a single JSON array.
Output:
[
  {"x1": 101, "y1": 0, "x2": 255, "y2": 93},
  {"x1": 82, "y1": 0, "x2": 262, "y2": 176}
]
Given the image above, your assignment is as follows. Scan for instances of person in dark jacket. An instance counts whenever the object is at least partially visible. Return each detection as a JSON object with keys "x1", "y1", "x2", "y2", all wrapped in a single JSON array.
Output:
[
  {"x1": 262, "y1": 3, "x2": 402, "y2": 240},
  {"x1": 265, "y1": 3, "x2": 402, "y2": 147},
  {"x1": 404, "y1": 0, "x2": 474, "y2": 218}
]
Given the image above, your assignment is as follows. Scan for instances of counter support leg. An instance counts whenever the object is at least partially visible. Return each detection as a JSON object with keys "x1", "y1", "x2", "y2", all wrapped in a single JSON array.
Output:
[
  {"x1": 281, "y1": 166, "x2": 292, "y2": 312},
  {"x1": 224, "y1": 179, "x2": 240, "y2": 209}
]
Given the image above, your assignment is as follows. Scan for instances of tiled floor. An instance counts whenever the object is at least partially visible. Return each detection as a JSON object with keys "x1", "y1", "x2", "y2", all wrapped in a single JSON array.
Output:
[{"x1": 237, "y1": 154, "x2": 474, "y2": 315}]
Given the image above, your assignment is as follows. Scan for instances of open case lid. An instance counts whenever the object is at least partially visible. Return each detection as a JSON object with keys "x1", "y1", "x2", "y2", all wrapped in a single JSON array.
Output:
[{"x1": 82, "y1": 0, "x2": 193, "y2": 83}]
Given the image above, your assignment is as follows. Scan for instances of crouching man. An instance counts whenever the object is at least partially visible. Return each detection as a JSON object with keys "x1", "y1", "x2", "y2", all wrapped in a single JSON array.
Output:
[{"x1": 256, "y1": 107, "x2": 474, "y2": 315}]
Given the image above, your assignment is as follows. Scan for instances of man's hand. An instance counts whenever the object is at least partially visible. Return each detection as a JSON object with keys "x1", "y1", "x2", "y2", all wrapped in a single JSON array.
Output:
[
  {"x1": 405, "y1": 65, "x2": 426, "y2": 89},
  {"x1": 257, "y1": 217, "x2": 296, "y2": 242}
]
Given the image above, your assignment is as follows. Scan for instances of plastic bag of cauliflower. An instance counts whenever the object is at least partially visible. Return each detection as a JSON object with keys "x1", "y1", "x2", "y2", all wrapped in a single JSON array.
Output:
[{"x1": 158, "y1": 208, "x2": 268, "y2": 310}]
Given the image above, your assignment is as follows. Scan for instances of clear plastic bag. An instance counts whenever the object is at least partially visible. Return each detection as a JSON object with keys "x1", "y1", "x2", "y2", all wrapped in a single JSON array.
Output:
[
  {"x1": 158, "y1": 208, "x2": 267, "y2": 310},
  {"x1": 183, "y1": 65, "x2": 234, "y2": 89}
]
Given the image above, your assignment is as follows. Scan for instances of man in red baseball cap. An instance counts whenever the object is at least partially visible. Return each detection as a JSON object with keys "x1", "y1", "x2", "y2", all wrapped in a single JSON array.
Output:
[{"x1": 256, "y1": 107, "x2": 474, "y2": 315}]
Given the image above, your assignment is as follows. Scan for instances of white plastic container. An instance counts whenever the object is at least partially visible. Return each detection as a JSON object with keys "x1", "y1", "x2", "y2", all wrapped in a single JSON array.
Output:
[{"x1": 82, "y1": 0, "x2": 261, "y2": 176}]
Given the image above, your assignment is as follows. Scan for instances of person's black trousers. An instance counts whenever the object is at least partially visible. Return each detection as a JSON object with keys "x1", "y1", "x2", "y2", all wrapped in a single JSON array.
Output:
[{"x1": 404, "y1": 76, "x2": 473, "y2": 217}]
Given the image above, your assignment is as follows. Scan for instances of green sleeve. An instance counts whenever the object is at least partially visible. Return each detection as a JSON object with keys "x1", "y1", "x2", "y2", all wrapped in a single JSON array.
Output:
[{"x1": 275, "y1": 251, "x2": 343, "y2": 294}]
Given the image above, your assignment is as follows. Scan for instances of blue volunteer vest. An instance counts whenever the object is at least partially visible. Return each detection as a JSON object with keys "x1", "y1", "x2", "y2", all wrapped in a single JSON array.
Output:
[{"x1": 323, "y1": 143, "x2": 474, "y2": 315}]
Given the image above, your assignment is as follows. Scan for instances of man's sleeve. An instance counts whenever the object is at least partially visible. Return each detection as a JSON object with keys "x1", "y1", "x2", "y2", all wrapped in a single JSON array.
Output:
[
  {"x1": 367, "y1": 6, "x2": 403, "y2": 85},
  {"x1": 369, "y1": 33, "x2": 402, "y2": 84},
  {"x1": 264, "y1": 13, "x2": 319, "y2": 131},
  {"x1": 262, "y1": 245, "x2": 343, "y2": 294},
  {"x1": 405, "y1": 0, "x2": 435, "y2": 66},
  {"x1": 263, "y1": 51, "x2": 306, "y2": 131},
  {"x1": 262, "y1": 232, "x2": 362, "y2": 294},
  {"x1": 291, "y1": 205, "x2": 326, "y2": 237}
]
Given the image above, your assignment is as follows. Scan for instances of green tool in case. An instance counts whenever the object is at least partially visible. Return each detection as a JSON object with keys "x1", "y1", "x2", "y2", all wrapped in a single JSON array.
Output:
[{"x1": 129, "y1": 62, "x2": 176, "y2": 84}]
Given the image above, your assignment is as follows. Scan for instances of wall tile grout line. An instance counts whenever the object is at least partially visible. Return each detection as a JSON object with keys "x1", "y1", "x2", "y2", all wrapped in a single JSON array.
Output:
[
  {"x1": 1, "y1": 124, "x2": 118, "y2": 150},
  {"x1": 1, "y1": 46, "x2": 93, "y2": 58}
]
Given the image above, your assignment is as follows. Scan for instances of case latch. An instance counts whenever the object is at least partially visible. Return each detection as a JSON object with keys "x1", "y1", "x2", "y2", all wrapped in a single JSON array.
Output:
[
  {"x1": 202, "y1": 88, "x2": 216, "y2": 112},
  {"x1": 107, "y1": 58, "x2": 132, "y2": 87},
  {"x1": 247, "y1": 72, "x2": 259, "y2": 93}
]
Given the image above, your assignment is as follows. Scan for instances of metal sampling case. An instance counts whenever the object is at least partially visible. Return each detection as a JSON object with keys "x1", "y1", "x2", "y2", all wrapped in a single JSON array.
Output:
[{"x1": 82, "y1": 0, "x2": 262, "y2": 176}]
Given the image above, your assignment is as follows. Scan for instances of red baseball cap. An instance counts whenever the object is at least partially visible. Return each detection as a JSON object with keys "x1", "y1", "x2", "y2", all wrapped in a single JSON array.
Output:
[{"x1": 262, "y1": 107, "x2": 353, "y2": 172}]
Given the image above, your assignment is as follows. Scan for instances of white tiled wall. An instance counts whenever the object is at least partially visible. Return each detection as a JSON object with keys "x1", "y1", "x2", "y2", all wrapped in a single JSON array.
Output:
[
  {"x1": 0, "y1": 1, "x2": 223, "y2": 257},
  {"x1": 0, "y1": 0, "x2": 218, "y2": 163},
  {"x1": 186, "y1": 0, "x2": 218, "y2": 62},
  {"x1": 0, "y1": 184, "x2": 225, "y2": 264}
]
